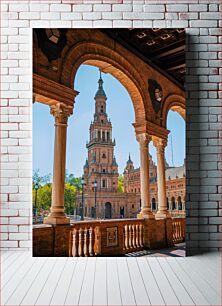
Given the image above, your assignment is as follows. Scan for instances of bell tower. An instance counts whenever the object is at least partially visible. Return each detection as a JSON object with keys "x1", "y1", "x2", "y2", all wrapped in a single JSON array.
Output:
[{"x1": 84, "y1": 71, "x2": 119, "y2": 193}]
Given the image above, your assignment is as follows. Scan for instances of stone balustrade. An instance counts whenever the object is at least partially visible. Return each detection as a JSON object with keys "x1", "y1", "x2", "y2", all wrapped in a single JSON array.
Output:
[
  {"x1": 172, "y1": 218, "x2": 186, "y2": 244},
  {"x1": 69, "y1": 219, "x2": 145, "y2": 257},
  {"x1": 33, "y1": 217, "x2": 185, "y2": 257}
]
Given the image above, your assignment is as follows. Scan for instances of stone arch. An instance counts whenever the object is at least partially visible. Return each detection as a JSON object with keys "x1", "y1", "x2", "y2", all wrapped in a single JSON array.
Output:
[
  {"x1": 61, "y1": 41, "x2": 151, "y2": 123},
  {"x1": 161, "y1": 94, "x2": 185, "y2": 127}
]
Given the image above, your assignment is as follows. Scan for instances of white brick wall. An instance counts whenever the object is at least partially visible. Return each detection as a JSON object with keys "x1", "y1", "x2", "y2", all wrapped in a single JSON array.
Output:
[{"x1": 1, "y1": 0, "x2": 221, "y2": 255}]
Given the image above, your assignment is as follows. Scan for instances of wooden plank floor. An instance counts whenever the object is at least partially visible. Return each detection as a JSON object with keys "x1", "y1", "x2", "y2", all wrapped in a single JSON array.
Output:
[{"x1": 1, "y1": 251, "x2": 221, "y2": 306}]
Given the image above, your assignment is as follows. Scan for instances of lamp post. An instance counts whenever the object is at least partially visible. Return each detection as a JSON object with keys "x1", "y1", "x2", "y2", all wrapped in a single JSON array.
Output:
[
  {"x1": 81, "y1": 176, "x2": 85, "y2": 221},
  {"x1": 93, "y1": 180, "x2": 97, "y2": 218},
  {"x1": 34, "y1": 182, "x2": 39, "y2": 222}
]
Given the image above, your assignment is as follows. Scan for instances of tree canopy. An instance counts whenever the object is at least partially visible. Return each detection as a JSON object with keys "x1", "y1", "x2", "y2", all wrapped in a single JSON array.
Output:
[
  {"x1": 118, "y1": 175, "x2": 124, "y2": 192},
  {"x1": 32, "y1": 169, "x2": 81, "y2": 216}
]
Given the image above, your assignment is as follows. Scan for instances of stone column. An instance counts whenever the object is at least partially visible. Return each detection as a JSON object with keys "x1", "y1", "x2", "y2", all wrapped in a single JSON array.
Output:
[
  {"x1": 182, "y1": 202, "x2": 185, "y2": 211},
  {"x1": 44, "y1": 103, "x2": 73, "y2": 225},
  {"x1": 176, "y1": 201, "x2": 179, "y2": 211},
  {"x1": 136, "y1": 133, "x2": 154, "y2": 219},
  {"x1": 153, "y1": 137, "x2": 170, "y2": 219}
]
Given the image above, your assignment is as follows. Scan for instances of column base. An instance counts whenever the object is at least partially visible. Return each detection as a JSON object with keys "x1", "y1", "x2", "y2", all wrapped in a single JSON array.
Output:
[
  {"x1": 155, "y1": 210, "x2": 171, "y2": 219},
  {"x1": 43, "y1": 215, "x2": 70, "y2": 225},
  {"x1": 137, "y1": 210, "x2": 155, "y2": 219}
]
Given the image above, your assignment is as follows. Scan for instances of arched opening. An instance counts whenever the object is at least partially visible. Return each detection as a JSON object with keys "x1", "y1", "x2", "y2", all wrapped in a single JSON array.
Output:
[
  {"x1": 162, "y1": 94, "x2": 185, "y2": 128},
  {"x1": 167, "y1": 197, "x2": 169, "y2": 210},
  {"x1": 105, "y1": 202, "x2": 112, "y2": 219},
  {"x1": 171, "y1": 197, "x2": 176, "y2": 210},
  {"x1": 152, "y1": 198, "x2": 156, "y2": 210},
  {"x1": 165, "y1": 110, "x2": 185, "y2": 167},
  {"x1": 61, "y1": 42, "x2": 150, "y2": 124},
  {"x1": 178, "y1": 196, "x2": 182, "y2": 210}
]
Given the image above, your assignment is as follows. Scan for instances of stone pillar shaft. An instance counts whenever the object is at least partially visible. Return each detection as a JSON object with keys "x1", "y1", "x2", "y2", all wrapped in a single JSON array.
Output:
[
  {"x1": 153, "y1": 137, "x2": 170, "y2": 219},
  {"x1": 44, "y1": 103, "x2": 73, "y2": 225},
  {"x1": 137, "y1": 133, "x2": 154, "y2": 219}
]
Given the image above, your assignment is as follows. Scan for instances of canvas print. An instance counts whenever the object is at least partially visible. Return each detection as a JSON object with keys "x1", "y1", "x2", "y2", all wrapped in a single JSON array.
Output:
[{"x1": 32, "y1": 29, "x2": 185, "y2": 257}]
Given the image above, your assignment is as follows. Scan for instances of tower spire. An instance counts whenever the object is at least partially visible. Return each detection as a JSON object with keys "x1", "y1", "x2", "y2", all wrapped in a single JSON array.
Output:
[{"x1": 95, "y1": 70, "x2": 106, "y2": 99}]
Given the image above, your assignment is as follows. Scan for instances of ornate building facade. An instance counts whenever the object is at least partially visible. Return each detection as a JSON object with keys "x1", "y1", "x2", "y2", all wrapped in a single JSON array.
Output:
[
  {"x1": 76, "y1": 74, "x2": 185, "y2": 219},
  {"x1": 76, "y1": 74, "x2": 140, "y2": 219},
  {"x1": 124, "y1": 155, "x2": 186, "y2": 217}
]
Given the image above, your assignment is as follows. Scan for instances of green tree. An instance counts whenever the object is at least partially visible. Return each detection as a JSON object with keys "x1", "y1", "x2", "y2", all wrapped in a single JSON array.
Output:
[
  {"x1": 64, "y1": 183, "x2": 77, "y2": 215},
  {"x1": 118, "y1": 175, "x2": 124, "y2": 192},
  {"x1": 33, "y1": 170, "x2": 81, "y2": 218},
  {"x1": 65, "y1": 170, "x2": 82, "y2": 187},
  {"x1": 32, "y1": 183, "x2": 52, "y2": 215}
]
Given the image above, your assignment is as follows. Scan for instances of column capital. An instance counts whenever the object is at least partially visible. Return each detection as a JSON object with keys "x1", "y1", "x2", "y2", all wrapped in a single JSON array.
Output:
[
  {"x1": 152, "y1": 136, "x2": 167, "y2": 153},
  {"x1": 50, "y1": 103, "x2": 73, "y2": 125},
  {"x1": 136, "y1": 133, "x2": 151, "y2": 147}
]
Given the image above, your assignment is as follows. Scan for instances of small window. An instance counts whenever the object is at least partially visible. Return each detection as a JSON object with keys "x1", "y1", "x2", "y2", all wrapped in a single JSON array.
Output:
[
  {"x1": 101, "y1": 120, "x2": 104, "y2": 123},
  {"x1": 101, "y1": 106, "x2": 104, "y2": 113},
  {"x1": 132, "y1": 204, "x2": 134, "y2": 209},
  {"x1": 103, "y1": 169, "x2": 105, "y2": 173},
  {"x1": 102, "y1": 153, "x2": 106, "y2": 159},
  {"x1": 102, "y1": 179, "x2": 106, "y2": 188}
]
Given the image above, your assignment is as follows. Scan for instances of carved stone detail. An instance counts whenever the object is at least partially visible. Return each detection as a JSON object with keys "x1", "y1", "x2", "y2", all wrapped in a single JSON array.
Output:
[
  {"x1": 152, "y1": 137, "x2": 167, "y2": 154},
  {"x1": 50, "y1": 102, "x2": 73, "y2": 125},
  {"x1": 136, "y1": 133, "x2": 151, "y2": 147}
]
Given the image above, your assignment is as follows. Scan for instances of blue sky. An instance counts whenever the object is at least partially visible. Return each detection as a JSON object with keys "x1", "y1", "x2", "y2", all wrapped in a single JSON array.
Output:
[{"x1": 33, "y1": 65, "x2": 185, "y2": 178}]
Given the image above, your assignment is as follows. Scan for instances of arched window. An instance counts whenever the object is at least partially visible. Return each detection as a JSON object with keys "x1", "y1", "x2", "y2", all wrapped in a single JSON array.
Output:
[
  {"x1": 107, "y1": 131, "x2": 109, "y2": 141},
  {"x1": 98, "y1": 131, "x2": 101, "y2": 139},
  {"x1": 152, "y1": 198, "x2": 156, "y2": 210},
  {"x1": 167, "y1": 197, "x2": 169, "y2": 209},
  {"x1": 101, "y1": 105, "x2": 104, "y2": 113},
  {"x1": 171, "y1": 197, "x2": 176, "y2": 210},
  {"x1": 102, "y1": 131, "x2": 105, "y2": 141},
  {"x1": 102, "y1": 153, "x2": 106, "y2": 159}
]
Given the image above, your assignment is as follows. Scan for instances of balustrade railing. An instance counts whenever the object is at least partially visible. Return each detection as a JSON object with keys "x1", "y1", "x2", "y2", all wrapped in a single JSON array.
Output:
[
  {"x1": 172, "y1": 218, "x2": 185, "y2": 244},
  {"x1": 33, "y1": 215, "x2": 186, "y2": 257},
  {"x1": 69, "y1": 219, "x2": 144, "y2": 257},
  {"x1": 123, "y1": 223, "x2": 144, "y2": 251}
]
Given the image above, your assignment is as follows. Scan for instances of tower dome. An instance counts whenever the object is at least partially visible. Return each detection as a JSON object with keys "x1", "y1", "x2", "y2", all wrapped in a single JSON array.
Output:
[{"x1": 94, "y1": 71, "x2": 106, "y2": 99}]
